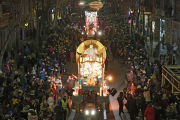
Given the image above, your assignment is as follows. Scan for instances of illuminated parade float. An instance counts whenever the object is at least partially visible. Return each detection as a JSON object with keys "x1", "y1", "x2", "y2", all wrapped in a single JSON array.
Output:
[
  {"x1": 71, "y1": 40, "x2": 110, "y2": 119},
  {"x1": 85, "y1": 11, "x2": 98, "y2": 36},
  {"x1": 68, "y1": 1, "x2": 111, "y2": 119}
]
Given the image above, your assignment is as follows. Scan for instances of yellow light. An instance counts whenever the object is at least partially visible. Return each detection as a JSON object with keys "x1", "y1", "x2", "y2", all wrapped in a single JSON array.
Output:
[
  {"x1": 109, "y1": 76, "x2": 112, "y2": 80},
  {"x1": 25, "y1": 23, "x2": 28, "y2": 26},
  {"x1": 130, "y1": 11, "x2": 134, "y2": 14}
]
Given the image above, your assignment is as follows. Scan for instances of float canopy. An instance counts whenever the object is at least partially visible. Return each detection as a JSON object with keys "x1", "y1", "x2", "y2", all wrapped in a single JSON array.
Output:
[{"x1": 76, "y1": 40, "x2": 106, "y2": 64}]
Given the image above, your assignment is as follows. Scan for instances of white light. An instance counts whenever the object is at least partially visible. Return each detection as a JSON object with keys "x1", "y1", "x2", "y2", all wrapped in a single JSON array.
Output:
[
  {"x1": 93, "y1": 32, "x2": 95, "y2": 35},
  {"x1": 85, "y1": 110, "x2": 89, "y2": 115},
  {"x1": 80, "y1": 110, "x2": 82, "y2": 111},
  {"x1": 82, "y1": 32, "x2": 84, "y2": 34},
  {"x1": 83, "y1": 26, "x2": 85, "y2": 28},
  {"x1": 98, "y1": 109, "x2": 100, "y2": 111},
  {"x1": 80, "y1": 2, "x2": 84, "y2": 5},
  {"x1": 109, "y1": 76, "x2": 112, "y2": 80},
  {"x1": 98, "y1": 32, "x2": 101, "y2": 35},
  {"x1": 91, "y1": 110, "x2": 95, "y2": 115}
]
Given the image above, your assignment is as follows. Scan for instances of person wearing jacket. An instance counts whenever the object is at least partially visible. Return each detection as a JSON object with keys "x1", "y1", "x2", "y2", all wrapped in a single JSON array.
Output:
[
  {"x1": 24, "y1": 46, "x2": 30, "y2": 55},
  {"x1": 127, "y1": 94, "x2": 137, "y2": 120},
  {"x1": 60, "y1": 96, "x2": 70, "y2": 120},
  {"x1": 50, "y1": 46, "x2": 54, "y2": 52},
  {"x1": 143, "y1": 86, "x2": 151, "y2": 103},
  {"x1": 139, "y1": 93, "x2": 146, "y2": 120},
  {"x1": 20, "y1": 74, "x2": 27, "y2": 93},
  {"x1": 23, "y1": 56, "x2": 29, "y2": 73},
  {"x1": 152, "y1": 93, "x2": 160, "y2": 105},
  {"x1": 47, "y1": 94, "x2": 55, "y2": 111},
  {"x1": 54, "y1": 104, "x2": 65, "y2": 120},
  {"x1": 144, "y1": 103, "x2": 156, "y2": 120},
  {"x1": 6, "y1": 61, "x2": 11, "y2": 77},
  {"x1": 161, "y1": 94, "x2": 168, "y2": 119},
  {"x1": 117, "y1": 92, "x2": 124, "y2": 115},
  {"x1": 39, "y1": 71, "x2": 46, "y2": 82}
]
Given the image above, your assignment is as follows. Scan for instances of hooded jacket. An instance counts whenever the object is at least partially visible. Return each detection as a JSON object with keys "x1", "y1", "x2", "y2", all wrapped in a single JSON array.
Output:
[{"x1": 144, "y1": 107, "x2": 156, "y2": 120}]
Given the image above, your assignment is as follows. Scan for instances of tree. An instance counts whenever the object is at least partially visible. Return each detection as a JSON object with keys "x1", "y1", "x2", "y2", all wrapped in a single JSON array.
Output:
[{"x1": 0, "y1": 0, "x2": 33, "y2": 68}]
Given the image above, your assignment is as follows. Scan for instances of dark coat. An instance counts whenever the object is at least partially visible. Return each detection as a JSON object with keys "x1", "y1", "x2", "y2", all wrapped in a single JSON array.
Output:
[
  {"x1": 127, "y1": 97, "x2": 137, "y2": 111},
  {"x1": 54, "y1": 105, "x2": 65, "y2": 120},
  {"x1": 23, "y1": 57, "x2": 29, "y2": 66},
  {"x1": 152, "y1": 95, "x2": 160, "y2": 105},
  {"x1": 135, "y1": 88, "x2": 143, "y2": 96},
  {"x1": 17, "y1": 55, "x2": 21, "y2": 63},
  {"x1": 140, "y1": 95, "x2": 147, "y2": 111}
]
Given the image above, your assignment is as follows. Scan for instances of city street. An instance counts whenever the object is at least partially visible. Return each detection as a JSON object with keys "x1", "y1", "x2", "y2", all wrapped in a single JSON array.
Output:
[{"x1": 1, "y1": 0, "x2": 180, "y2": 120}]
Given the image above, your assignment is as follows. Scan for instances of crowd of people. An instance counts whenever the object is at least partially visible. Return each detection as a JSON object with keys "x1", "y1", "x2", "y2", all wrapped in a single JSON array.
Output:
[
  {"x1": 0, "y1": 15, "x2": 83, "y2": 119},
  {"x1": 112, "y1": 26, "x2": 180, "y2": 119},
  {"x1": 0, "y1": 3, "x2": 179, "y2": 120}
]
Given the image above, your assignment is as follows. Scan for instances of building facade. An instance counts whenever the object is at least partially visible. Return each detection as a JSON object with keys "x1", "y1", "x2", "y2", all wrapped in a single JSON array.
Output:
[{"x1": 0, "y1": 0, "x2": 35, "y2": 53}]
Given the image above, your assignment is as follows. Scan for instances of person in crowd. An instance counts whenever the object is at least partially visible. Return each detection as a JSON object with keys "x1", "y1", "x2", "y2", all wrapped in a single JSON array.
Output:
[
  {"x1": 54, "y1": 103, "x2": 65, "y2": 120},
  {"x1": 60, "y1": 96, "x2": 70, "y2": 120},
  {"x1": 117, "y1": 92, "x2": 124, "y2": 115},
  {"x1": 143, "y1": 86, "x2": 151, "y2": 103},
  {"x1": 126, "y1": 94, "x2": 137, "y2": 120},
  {"x1": 47, "y1": 94, "x2": 55, "y2": 112},
  {"x1": 144, "y1": 103, "x2": 156, "y2": 120},
  {"x1": 24, "y1": 46, "x2": 31, "y2": 55},
  {"x1": 50, "y1": 46, "x2": 54, "y2": 52},
  {"x1": 168, "y1": 93, "x2": 175, "y2": 104},
  {"x1": 135, "y1": 85, "x2": 143, "y2": 96},
  {"x1": 6, "y1": 61, "x2": 11, "y2": 77}
]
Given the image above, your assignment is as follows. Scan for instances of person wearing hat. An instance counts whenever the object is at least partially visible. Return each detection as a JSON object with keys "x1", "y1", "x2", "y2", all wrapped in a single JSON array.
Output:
[{"x1": 60, "y1": 96, "x2": 70, "y2": 120}]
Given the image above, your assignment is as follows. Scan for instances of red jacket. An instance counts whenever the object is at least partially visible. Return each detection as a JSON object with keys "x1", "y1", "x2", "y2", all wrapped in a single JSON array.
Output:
[
  {"x1": 6, "y1": 63, "x2": 10, "y2": 73},
  {"x1": 50, "y1": 46, "x2": 54, "y2": 52},
  {"x1": 144, "y1": 107, "x2": 155, "y2": 120}
]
